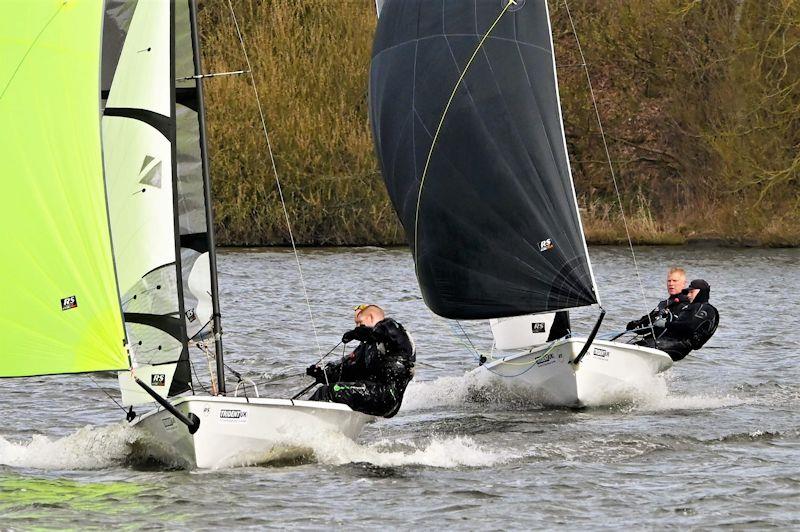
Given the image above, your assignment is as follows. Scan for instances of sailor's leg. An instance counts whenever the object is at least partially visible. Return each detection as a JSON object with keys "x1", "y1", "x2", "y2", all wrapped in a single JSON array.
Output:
[
  {"x1": 328, "y1": 381, "x2": 397, "y2": 416},
  {"x1": 308, "y1": 384, "x2": 331, "y2": 401},
  {"x1": 636, "y1": 337, "x2": 691, "y2": 361},
  {"x1": 634, "y1": 337, "x2": 658, "y2": 349},
  {"x1": 655, "y1": 338, "x2": 692, "y2": 361}
]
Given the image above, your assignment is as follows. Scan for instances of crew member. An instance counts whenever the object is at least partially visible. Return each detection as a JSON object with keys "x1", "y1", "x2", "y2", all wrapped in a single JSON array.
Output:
[
  {"x1": 637, "y1": 279, "x2": 719, "y2": 361},
  {"x1": 306, "y1": 304, "x2": 415, "y2": 417},
  {"x1": 626, "y1": 267, "x2": 689, "y2": 337}
]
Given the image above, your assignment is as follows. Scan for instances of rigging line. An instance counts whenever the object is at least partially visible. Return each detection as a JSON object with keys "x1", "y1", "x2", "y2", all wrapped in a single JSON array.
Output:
[
  {"x1": 413, "y1": 0, "x2": 517, "y2": 271},
  {"x1": 225, "y1": 0, "x2": 322, "y2": 356},
  {"x1": 455, "y1": 320, "x2": 482, "y2": 359},
  {"x1": 87, "y1": 375, "x2": 128, "y2": 415},
  {"x1": 562, "y1": 0, "x2": 656, "y2": 339},
  {"x1": 314, "y1": 341, "x2": 343, "y2": 366},
  {"x1": 189, "y1": 358, "x2": 211, "y2": 394}
]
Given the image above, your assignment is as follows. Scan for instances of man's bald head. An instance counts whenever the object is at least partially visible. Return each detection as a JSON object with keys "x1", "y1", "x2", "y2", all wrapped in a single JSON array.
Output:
[{"x1": 355, "y1": 304, "x2": 385, "y2": 327}]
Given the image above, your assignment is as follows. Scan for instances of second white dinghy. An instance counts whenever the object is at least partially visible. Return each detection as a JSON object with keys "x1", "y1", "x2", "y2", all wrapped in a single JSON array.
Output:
[
  {"x1": 368, "y1": 0, "x2": 673, "y2": 407},
  {"x1": 472, "y1": 316, "x2": 673, "y2": 407}
]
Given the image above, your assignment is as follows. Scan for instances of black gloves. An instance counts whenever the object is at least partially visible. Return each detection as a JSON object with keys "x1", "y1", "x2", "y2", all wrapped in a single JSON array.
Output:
[
  {"x1": 342, "y1": 325, "x2": 373, "y2": 344},
  {"x1": 306, "y1": 364, "x2": 324, "y2": 383},
  {"x1": 626, "y1": 320, "x2": 641, "y2": 331}
]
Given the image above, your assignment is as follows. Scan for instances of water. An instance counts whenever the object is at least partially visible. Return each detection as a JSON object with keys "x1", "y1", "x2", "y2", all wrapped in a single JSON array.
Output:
[{"x1": 2, "y1": 246, "x2": 799, "y2": 528}]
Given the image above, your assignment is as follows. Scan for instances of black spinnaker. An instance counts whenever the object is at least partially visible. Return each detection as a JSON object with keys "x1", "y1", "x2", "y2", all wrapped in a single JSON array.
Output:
[{"x1": 369, "y1": 0, "x2": 598, "y2": 320}]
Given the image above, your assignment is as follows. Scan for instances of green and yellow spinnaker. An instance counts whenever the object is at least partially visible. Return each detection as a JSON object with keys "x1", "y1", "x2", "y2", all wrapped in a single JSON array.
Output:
[{"x1": 0, "y1": 0, "x2": 128, "y2": 376}]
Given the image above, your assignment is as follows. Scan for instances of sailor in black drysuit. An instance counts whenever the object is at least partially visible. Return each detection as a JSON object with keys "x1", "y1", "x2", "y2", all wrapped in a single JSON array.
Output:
[
  {"x1": 635, "y1": 279, "x2": 719, "y2": 361},
  {"x1": 306, "y1": 305, "x2": 414, "y2": 417},
  {"x1": 626, "y1": 292, "x2": 690, "y2": 338}
]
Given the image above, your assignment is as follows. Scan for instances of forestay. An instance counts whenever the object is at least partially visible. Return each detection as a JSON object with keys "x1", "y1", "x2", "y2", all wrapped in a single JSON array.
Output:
[
  {"x1": 369, "y1": 0, "x2": 598, "y2": 320},
  {"x1": 0, "y1": 0, "x2": 129, "y2": 377}
]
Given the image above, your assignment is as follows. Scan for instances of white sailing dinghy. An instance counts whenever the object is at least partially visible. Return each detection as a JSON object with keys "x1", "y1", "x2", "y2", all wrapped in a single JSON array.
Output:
[
  {"x1": 369, "y1": 0, "x2": 672, "y2": 407},
  {"x1": 1, "y1": 0, "x2": 371, "y2": 469}
]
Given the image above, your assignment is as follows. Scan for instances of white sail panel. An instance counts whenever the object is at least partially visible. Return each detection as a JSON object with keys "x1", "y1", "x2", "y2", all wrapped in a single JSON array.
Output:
[
  {"x1": 490, "y1": 313, "x2": 557, "y2": 351},
  {"x1": 103, "y1": 0, "x2": 193, "y2": 406},
  {"x1": 184, "y1": 251, "x2": 213, "y2": 339},
  {"x1": 118, "y1": 363, "x2": 180, "y2": 406},
  {"x1": 104, "y1": 117, "x2": 175, "y2": 294},
  {"x1": 105, "y1": 0, "x2": 171, "y2": 116}
]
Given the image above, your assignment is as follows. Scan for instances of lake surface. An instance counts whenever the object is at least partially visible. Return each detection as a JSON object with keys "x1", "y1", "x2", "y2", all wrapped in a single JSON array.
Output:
[{"x1": 2, "y1": 246, "x2": 799, "y2": 529}]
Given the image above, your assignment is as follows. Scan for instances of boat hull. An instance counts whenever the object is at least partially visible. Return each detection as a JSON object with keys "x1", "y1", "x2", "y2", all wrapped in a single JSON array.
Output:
[
  {"x1": 469, "y1": 338, "x2": 673, "y2": 407},
  {"x1": 131, "y1": 395, "x2": 373, "y2": 468}
]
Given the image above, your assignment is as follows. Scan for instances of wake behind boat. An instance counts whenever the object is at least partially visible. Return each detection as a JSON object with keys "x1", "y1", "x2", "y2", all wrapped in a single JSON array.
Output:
[{"x1": 369, "y1": 0, "x2": 673, "y2": 406}]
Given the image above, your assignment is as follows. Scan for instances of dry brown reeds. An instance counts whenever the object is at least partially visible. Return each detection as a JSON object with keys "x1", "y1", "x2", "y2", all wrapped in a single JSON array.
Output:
[
  {"x1": 198, "y1": 0, "x2": 800, "y2": 247},
  {"x1": 199, "y1": 0, "x2": 402, "y2": 245}
]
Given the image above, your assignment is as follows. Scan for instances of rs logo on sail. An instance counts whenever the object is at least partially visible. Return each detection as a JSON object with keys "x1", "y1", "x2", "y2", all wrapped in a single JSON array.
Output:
[{"x1": 61, "y1": 295, "x2": 78, "y2": 311}]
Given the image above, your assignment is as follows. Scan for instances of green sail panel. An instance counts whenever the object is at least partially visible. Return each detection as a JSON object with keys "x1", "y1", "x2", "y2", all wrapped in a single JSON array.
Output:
[{"x1": 0, "y1": 0, "x2": 128, "y2": 377}]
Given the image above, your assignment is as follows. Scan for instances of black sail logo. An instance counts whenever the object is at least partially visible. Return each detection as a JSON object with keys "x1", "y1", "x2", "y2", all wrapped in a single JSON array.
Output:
[{"x1": 61, "y1": 296, "x2": 78, "y2": 311}]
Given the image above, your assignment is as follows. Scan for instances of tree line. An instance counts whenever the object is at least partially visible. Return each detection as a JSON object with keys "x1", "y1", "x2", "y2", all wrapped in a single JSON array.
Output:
[{"x1": 199, "y1": 0, "x2": 799, "y2": 247}]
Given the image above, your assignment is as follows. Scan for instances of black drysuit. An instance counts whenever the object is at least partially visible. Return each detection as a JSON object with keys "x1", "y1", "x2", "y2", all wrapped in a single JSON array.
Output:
[
  {"x1": 310, "y1": 318, "x2": 415, "y2": 417},
  {"x1": 626, "y1": 293, "x2": 689, "y2": 338},
  {"x1": 637, "y1": 288, "x2": 719, "y2": 361}
]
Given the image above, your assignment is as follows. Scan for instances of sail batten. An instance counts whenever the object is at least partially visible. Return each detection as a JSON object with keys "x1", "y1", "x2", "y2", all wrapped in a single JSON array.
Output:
[{"x1": 370, "y1": 0, "x2": 598, "y2": 320}]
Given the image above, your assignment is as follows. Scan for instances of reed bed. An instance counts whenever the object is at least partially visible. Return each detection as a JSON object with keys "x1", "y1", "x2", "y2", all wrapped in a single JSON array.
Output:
[{"x1": 198, "y1": 0, "x2": 800, "y2": 247}]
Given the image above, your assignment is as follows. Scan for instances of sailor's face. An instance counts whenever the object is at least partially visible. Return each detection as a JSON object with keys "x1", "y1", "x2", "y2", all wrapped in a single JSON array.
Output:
[
  {"x1": 667, "y1": 272, "x2": 686, "y2": 295},
  {"x1": 686, "y1": 288, "x2": 700, "y2": 302}
]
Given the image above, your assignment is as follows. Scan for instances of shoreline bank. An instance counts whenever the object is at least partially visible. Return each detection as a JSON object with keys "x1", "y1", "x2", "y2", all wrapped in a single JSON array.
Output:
[{"x1": 215, "y1": 237, "x2": 800, "y2": 249}]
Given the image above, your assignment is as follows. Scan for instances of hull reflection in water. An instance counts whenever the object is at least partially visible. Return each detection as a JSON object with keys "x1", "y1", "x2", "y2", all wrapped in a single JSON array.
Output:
[
  {"x1": 470, "y1": 338, "x2": 673, "y2": 407},
  {"x1": 132, "y1": 396, "x2": 373, "y2": 469}
]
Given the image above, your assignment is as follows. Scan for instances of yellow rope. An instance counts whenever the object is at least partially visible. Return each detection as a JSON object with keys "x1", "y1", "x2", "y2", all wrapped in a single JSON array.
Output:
[{"x1": 413, "y1": 0, "x2": 517, "y2": 269}]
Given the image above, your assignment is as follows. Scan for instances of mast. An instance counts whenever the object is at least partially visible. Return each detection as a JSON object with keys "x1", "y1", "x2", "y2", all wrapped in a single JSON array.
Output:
[{"x1": 188, "y1": 0, "x2": 226, "y2": 394}]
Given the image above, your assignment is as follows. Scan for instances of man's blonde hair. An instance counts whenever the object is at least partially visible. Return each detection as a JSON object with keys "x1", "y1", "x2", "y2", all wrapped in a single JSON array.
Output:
[
  {"x1": 355, "y1": 304, "x2": 385, "y2": 320},
  {"x1": 668, "y1": 267, "x2": 686, "y2": 278}
]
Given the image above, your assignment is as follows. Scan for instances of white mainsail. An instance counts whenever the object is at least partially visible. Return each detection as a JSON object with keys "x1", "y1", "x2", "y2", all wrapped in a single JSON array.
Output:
[{"x1": 103, "y1": 0, "x2": 185, "y2": 405}]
